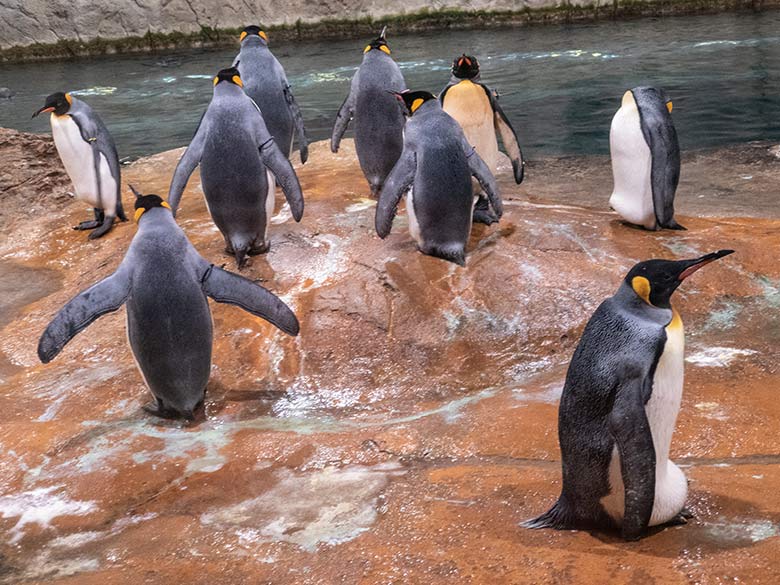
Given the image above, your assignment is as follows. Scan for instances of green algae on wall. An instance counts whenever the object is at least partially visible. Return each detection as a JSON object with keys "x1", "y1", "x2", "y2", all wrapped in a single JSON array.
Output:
[{"x1": 1, "y1": 0, "x2": 777, "y2": 63}]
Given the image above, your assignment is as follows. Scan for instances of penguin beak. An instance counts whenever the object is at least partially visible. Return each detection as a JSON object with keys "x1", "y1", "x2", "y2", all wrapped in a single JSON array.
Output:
[
  {"x1": 32, "y1": 106, "x2": 54, "y2": 118},
  {"x1": 666, "y1": 101, "x2": 673, "y2": 114},
  {"x1": 677, "y1": 249, "x2": 734, "y2": 281},
  {"x1": 379, "y1": 26, "x2": 387, "y2": 41},
  {"x1": 128, "y1": 184, "x2": 143, "y2": 200}
]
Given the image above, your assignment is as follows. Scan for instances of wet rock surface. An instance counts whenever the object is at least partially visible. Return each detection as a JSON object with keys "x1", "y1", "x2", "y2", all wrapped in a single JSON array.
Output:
[{"x1": 0, "y1": 132, "x2": 778, "y2": 583}]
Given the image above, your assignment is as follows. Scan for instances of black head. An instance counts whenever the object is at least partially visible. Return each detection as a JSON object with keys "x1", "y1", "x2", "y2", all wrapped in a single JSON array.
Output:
[
  {"x1": 393, "y1": 90, "x2": 437, "y2": 116},
  {"x1": 625, "y1": 250, "x2": 734, "y2": 308},
  {"x1": 239, "y1": 25, "x2": 268, "y2": 43},
  {"x1": 632, "y1": 86, "x2": 673, "y2": 114},
  {"x1": 131, "y1": 185, "x2": 172, "y2": 222},
  {"x1": 32, "y1": 92, "x2": 72, "y2": 118},
  {"x1": 452, "y1": 54, "x2": 480, "y2": 79},
  {"x1": 364, "y1": 26, "x2": 390, "y2": 55},
  {"x1": 213, "y1": 67, "x2": 243, "y2": 88}
]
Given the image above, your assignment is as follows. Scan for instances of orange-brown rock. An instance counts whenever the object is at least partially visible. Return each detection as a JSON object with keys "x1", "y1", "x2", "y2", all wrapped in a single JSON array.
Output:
[{"x1": 0, "y1": 130, "x2": 778, "y2": 583}]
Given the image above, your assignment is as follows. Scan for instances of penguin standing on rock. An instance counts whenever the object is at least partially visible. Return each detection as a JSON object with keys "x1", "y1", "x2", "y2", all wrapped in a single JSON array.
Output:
[
  {"x1": 375, "y1": 91, "x2": 501, "y2": 266},
  {"x1": 440, "y1": 54, "x2": 525, "y2": 225},
  {"x1": 609, "y1": 87, "x2": 684, "y2": 230},
  {"x1": 234, "y1": 25, "x2": 308, "y2": 164},
  {"x1": 168, "y1": 67, "x2": 305, "y2": 268},
  {"x1": 32, "y1": 92, "x2": 127, "y2": 239},
  {"x1": 524, "y1": 250, "x2": 734, "y2": 540},
  {"x1": 37, "y1": 186, "x2": 300, "y2": 420},
  {"x1": 331, "y1": 27, "x2": 407, "y2": 198}
]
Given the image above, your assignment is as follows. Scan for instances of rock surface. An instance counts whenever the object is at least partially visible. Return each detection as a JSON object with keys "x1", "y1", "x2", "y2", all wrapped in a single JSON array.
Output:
[{"x1": 0, "y1": 131, "x2": 779, "y2": 583}]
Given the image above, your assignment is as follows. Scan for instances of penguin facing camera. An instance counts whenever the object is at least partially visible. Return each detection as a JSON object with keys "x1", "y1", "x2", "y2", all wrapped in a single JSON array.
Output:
[
  {"x1": 440, "y1": 54, "x2": 525, "y2": 225},
  {"x1": 168, "y1": 67, "x2": 305, "y2": 268},
  {"x1": 375, "y1": 90, "x2": 502, "y2": 266},
  {"x1": 524, "y1": 249, "x2": 734, "y2": 540},
  {"x1": 33, "y1": 92, "x2": 127, "y2": 239},
  {"x1": 37, "y1": 186, "x2": 300, "y2": 420},
  {"x1": 331, "y1": 27, "x2": 407, "y2": 198},
  {"x1": 609, "y1": 87, "x2": 684, "y2": 230},
  {"x1": 234, "y1": 25, "x2": 309, "y2": 164}
]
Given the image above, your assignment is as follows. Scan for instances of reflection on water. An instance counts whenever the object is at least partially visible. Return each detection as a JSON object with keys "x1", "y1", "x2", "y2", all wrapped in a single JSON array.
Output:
[{"x1": 0, "y1": 12, "x2": 778, "y2": 159}]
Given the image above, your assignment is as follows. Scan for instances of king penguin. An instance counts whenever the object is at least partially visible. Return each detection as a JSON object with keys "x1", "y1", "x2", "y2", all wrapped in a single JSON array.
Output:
[
  {"x1": 609, "y1": 86, "x2": 684, "y2": 230},
  {"x1": 234, "y1": 25, "x2": 308, "y2": 164},
  {"x1": 32, "y1": 92, "x2": 127, "y2": 239},
  {"x1": 331, "y1": 27, "x2": 407, "y2": 198},
  {"x1": 37, "y1": 186, "x2": 300, "y2": 420},
  {"x1": 440, "y1": 54, "x2": 525, "y2": 225},
  {"x1": 375, "y1": 91, "x2": 502, "y2": 266},
  {"x1": 524, "y1": 249, "x2": 734, "y2": 540},
  {"x1": 168, "y1": 67, "x2": 305, "y2": 268}
]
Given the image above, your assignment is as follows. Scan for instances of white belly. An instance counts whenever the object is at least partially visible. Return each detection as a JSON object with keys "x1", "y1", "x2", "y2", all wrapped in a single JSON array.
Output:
[
  {"x1": 51, "y1": 114, "x2": 116, "y2": 211},
  {"x1": 601, "y1": 316, "x2": 688, "y2": 526},
  {"x1": 406, "y1": 188, "x2": 422, "y2": 246},
  {"x1": 608, "y1": 97, "x2": 655, "y2": 229},
  {"x1": 264, "y1": 169, "x2": 276, "y2": 239}
]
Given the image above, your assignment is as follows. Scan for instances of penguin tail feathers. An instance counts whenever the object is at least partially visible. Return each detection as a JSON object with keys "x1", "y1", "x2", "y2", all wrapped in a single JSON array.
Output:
[
  {"x1": 424, "y1": 244, "x2": 466, "y2": 267},
  {"x1": 663, "y1": 218, "x2": 687, "y2": 230},
  {"x1": 522, "y1": 499, "x2": 575, "y2": 531},
  {"x1": 234, "y1": 246, "x2": 249, "y2": 269}
]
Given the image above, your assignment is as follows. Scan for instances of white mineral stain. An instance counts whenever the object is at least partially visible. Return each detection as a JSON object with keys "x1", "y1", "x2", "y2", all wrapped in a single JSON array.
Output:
[{"x1": 686, "y1": 347, "x2": 757, "y2": 367}]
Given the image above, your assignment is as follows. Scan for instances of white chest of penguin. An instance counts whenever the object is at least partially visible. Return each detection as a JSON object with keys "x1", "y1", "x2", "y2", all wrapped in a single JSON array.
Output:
[
  {"x1": 602, "y1": 314, "x2": 688, "y2": 526},
  {"x1": 609, "y1": 95, "x2": 655, "y2": 229},
  {"x1": 443, "y1": 81, "x2": 498, "y2": 169},
  {"x1": 50, "y1": 114, "x2": 114, "y2": 209}
]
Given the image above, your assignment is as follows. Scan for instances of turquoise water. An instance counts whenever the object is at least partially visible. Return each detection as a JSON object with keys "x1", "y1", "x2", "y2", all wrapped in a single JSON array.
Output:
[{"x1": 0, "y1": 11, "x2": 778, "y2": 159}]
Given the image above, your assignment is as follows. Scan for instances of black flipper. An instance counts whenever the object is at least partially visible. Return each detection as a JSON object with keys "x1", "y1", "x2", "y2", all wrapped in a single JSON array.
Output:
[
  {"x1": 200, "y1": 264, "x2": 299, "y2": 336},
  {"x1": 259, "y1": 137, "x2": 304, "y2": 222},
  {"x1": 331, "y1": 80, "x2": 357, "y2": 153},
  {"x1": 482, "y1": 85, "x2": 525, "y2": 184},
  {"x1": 609, "y1": 375, "x2": 656, "y2": 541},
  {"x1": 284, "y1": 84, "x2": 308, "y2": 164},
  {"x1": 168, "y1": 112, "x2": 208, "y2": 215},
  {"x1": 38, "y1": 265, "x2": 132, "y2": 363},
  {"x1": 375, "y1": 149, "x2": 417, "y2": 238}
]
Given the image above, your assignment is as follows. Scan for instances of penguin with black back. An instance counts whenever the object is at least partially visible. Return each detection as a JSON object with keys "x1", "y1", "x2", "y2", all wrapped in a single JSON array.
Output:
[
  {"x1": 167, "y1": 67, "x2": 304, "y2": 268},
  {"x1": 375, "y1": 90, "x2": 501, "y2": 266},
  {"x1": 32, "y1": 92, "x2": 127, "y2": 239},
  {"x1": 331, "y1": 27, "x2": 407, "y2": 198},
  {"x1": 524, "y1": 250, "x2": 734, "y2": 540},
  {"x1": 37, "y1": 186, "x2": 299, "y2": 420}
]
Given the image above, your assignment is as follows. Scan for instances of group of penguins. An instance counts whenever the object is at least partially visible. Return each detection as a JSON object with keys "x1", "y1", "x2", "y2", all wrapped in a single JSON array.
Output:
[{"x1": 31, "y1": 26, "x2": 736, "y2": 542}]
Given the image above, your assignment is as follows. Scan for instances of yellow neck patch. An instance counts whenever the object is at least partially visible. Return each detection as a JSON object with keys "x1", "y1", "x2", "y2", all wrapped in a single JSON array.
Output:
[
  {"x1": 232, "y1": 75, "x2": 243, "y2": 87},
  {"x1": 239, "y1": 31, "x2": 247, "y2": 42},
  {"x1": 621, "y1": 90, "x2": 635, "y2": 108},
  {"x1": 364, "y1": 44, "x2": 391, "y2": 54},
  {"x1": 410, "y1": 98, "x2": 425, "y2": 113},
  {"x1": 668, "y1": 307, "x2": 683, "y2": 330},
  {"x1": 65, "y1": 93, "x2": 72, "y2": 105},
  {"x1": 259, "y1": 30, "x2": 268, "y2": 42},
  {"x1": 666, "y1": 101, "x2": 673, "y2": 113},
  {"x1": 135, "y1": 201, "x2": 171, "y2": 223},
  {"x1": 631, "y1": 276, "x2": 652, "y2": 304},
  {"x1": 213, "y1": 76, "x2": 219, "y2": 86}
]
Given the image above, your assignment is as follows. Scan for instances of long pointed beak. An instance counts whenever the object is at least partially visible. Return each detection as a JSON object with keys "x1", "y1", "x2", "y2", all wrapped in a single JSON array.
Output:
[
  {"x1": 380, "y1": 26, "x2": 387, "y2": 40},
  {"x1": 678, "y1": 249, "x2": 734, "y2": 281},
  {"x1": 32, "y1": 106, "x2": 54, "y2": 119},
  {"x1": 128, "y1": 184, "x2": 143, "y2": 199}
]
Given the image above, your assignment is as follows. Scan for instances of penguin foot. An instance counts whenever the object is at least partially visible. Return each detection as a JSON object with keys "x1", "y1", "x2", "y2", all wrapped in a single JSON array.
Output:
[
  {"x1": 666, "y1": 508, "x2": 695, "y2": 527},
  {"x1": 87, "y1": 217, "x2": 116, "y2": 240},
  {"x1": 73, "y1": 220, "x2": 101, "y2": 231},
  {"x1": 248, "y1": 242, "x2": 270, "y2": 256},
  {"x1": 142, "y1": 399, "x2": 194, "y2": 421},
  {"x1": 472, "y1": 208, "x2": 499, "y2": 225}
]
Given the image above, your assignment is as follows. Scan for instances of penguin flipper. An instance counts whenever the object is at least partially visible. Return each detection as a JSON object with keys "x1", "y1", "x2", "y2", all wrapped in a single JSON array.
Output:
[
  {"x1": 463, "y1": 143, "x2": 502, "y2": 219},
  {"x1": 259, "y1": 138, "x2": 304, "y2": 222},
  {"x1": 168, "y1": 113, "x2": 208, "y2": 215},
  {"x1": 331, "y1": 77, "x2": 357, "y2": 153},
  {"x1": 487, "y1": 88, "x2": 525, "y2": 184},
  {"x1": 37, "y1": 266, "x2": 132, "y2": 363},
  {"x1": 284, "y1": 84, "x2": 309, "y2": 164},
  {"x1": 72, "y1": 110, "x2": 124, "y2": 216},
  {"x1": 200, "y1": 264, "x2": 299, "y2": 336},
  {"x1": 609, "y1": 375, "x2": 656, "y2": 541},
  {"x1": 375, "y1": 149, "x2": 416, "y2": 238}
]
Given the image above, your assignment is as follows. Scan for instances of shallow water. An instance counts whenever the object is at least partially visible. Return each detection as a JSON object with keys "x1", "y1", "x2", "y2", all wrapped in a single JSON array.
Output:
[{"x1": 1, "y1": 11, "x2": 779, "y2": 159}]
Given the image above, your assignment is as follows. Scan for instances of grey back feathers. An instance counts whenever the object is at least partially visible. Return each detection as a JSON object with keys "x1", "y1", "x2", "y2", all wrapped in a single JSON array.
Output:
[
  {"x1": 235, "y1": 36, "x2": 309, "y2": 163},
  {"x1": 331, "y1": 40, "x2": 407, "y2": 196},
  {"x1": 37, "y1": 196, "x2": 299, "y2": 419},
  {"x1": 375, "y1": 99, "x2": 501, "y2": 266},
  {"x1": 632, "y1": 86, "x2": 684, "y2": 230}
]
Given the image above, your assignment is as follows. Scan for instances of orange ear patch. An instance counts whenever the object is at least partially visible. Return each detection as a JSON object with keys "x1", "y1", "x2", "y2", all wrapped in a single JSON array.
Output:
[
  {"x1": 232, "y1": 75, "x2": 243, "y2": 87},
  {"x1": 239, "y1": 31, "x2": 248, "y2": 42}
]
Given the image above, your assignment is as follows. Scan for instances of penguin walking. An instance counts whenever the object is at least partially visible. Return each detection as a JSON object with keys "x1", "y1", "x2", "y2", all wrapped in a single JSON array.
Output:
[
  {"x1": 37, "y1": 186, "x2": 299, "y2": 420},
  {"x1": 331, "y1": 27, "x2": 407, "y2": 198},
  {"x1": 375, "y1": 91, "x2": 502, "y2": 266},
  {"x1": 167, "y1": 67, "x2": 305, "y2": 268},
  {"x1": 32, "y1": 92, "x2": 127, "y2": 239},
  {"x1": 440, "y1": 54, "x2": 525, "y2": 225},
  {"x1": 524, "y1": 250, "x2": 734, "y2": 540},
  {"x1": 609, "y1": 87, "x2": 684, "y2": 230},
  {"x1": 234, "y1": 25, "x2": 308, "y2": 164}
]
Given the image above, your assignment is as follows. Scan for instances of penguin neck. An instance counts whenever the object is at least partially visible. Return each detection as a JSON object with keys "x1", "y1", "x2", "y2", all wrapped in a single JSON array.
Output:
[
  {"x1": 214, "y1": 84, "x2": 245, "y2": 99},
  {"x1": 137, "y1": 208, "x2": 176, "y2": 232},
  {"x1": 614, "y1": 282, "x2": 673, "y2": 325},
  {"x1": 242, "y1": 37, "x2": 268, "y2": 50},
  {"x1": 451, "y1": 73, "x2": 481, "y2": 84},
  {"x1": 411, "y1": 100, "x2": 439, "y2": 117}
]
